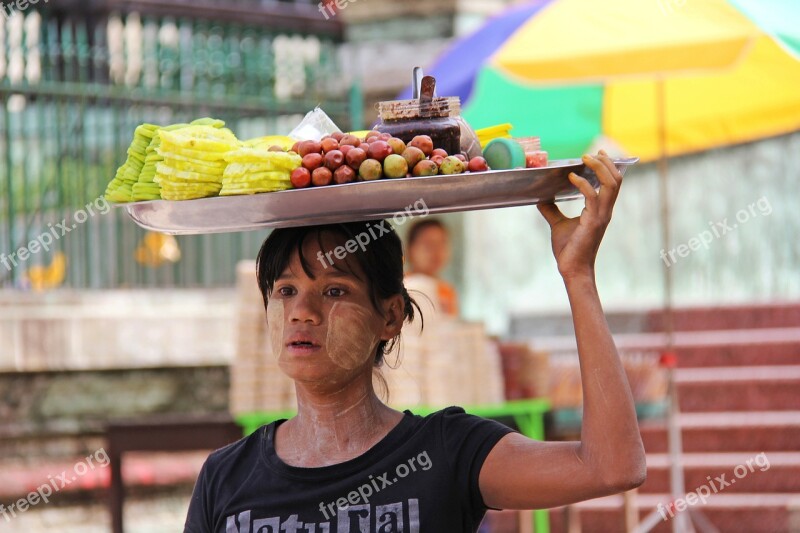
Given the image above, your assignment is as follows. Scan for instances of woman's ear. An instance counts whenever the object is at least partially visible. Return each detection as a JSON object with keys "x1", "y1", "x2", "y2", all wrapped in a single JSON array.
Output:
[{"x1": 380, "y1": 294, "x2": 405, "y2": 341}]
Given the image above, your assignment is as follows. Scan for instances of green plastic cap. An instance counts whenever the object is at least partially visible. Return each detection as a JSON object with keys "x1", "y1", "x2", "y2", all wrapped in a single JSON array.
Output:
[{"x1": 483, "y1": 138, "x2": 526, "y2": 170}]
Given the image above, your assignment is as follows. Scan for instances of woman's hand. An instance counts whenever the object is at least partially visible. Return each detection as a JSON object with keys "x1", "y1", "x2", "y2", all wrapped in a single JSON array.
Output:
[{"x1": 537, "y1": 150, "x2": 623, "y2": 281}]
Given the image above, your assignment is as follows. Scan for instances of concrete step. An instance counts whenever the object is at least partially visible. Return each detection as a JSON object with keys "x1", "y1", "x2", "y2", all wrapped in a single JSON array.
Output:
[
  {"x1": 676, "y1": 366, "x2": 800, "y2": 412},
  {"x1": 640, "y1": 411, "x2": 800, "y2": 453},
  {"x1": 645, "y1": 303, "x2": 800, "y2": 332},
  {"x1": 638, "y1": 452, "x2": 800, "y2": 494},
  {"x1": 675, "y1": 328, "x2": 800, "y2": 368},
  {"x1": 531, "y1": 328, "x2": 800, "y2": 368},
  {"x1": 675, "y1": 340, "x2": 800, "y2": 368},
  {"x1": 548, "y1": 492, "x2": 799, "y2": 533}
]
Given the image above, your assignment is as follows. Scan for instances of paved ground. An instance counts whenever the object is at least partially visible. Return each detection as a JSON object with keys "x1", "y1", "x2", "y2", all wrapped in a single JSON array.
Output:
[
  {"x1": 1, "y1": 451, "x2": 205, "y2": 532},
  {"x1": 4, "y1": 491, "x2": 191, "y2": 532}
]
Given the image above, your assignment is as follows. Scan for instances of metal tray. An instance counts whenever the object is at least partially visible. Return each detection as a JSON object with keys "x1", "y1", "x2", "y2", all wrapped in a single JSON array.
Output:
[{"x1": 121, "y1": 157, "x2": 639, "y2": 235}]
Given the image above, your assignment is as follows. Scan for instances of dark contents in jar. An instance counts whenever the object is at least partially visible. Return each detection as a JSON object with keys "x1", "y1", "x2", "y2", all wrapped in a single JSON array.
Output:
[{"x1": 376, "y1": 117, "x2": 461, "y2": 156}]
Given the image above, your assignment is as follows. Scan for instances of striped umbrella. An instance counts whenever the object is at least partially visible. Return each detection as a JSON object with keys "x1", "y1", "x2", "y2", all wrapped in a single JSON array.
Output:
[
  {"x1": 404, "y1": 0, "x2": 800, "y2": 162},
  {"x1": 405, "y1": 5, "x2": 800, "y2": 532}
]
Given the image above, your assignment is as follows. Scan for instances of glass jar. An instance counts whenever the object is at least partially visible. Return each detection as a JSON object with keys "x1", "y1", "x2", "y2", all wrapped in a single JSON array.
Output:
[{"x1": 374, "y1": 97, "x2": 462, "y2": 156}]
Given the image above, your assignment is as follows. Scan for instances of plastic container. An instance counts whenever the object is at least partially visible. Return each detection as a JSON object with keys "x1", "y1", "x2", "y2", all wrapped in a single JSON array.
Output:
[
  {"x1": 515, "y1": 136, "x2": 541, "y2": 153},
  {"x1": 374, "y1": 97, "x2": 462, "y2": 155}
]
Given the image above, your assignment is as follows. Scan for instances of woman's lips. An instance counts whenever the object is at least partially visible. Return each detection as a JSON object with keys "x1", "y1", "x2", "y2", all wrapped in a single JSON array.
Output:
[{"x1": 286, "y1": 340, "x2": 322, "y2": 356}]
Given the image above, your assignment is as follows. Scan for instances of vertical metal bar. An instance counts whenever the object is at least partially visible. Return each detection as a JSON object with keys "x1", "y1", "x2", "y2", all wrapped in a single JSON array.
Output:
[
  {"x1": 349, "y1": 79, "x2": 363, "y2": 132},
  {"x1": 20, "y1": 96, "x2": 30, "y2": 274},
  {"x1": 77, "y1": 19, "x2": 91, "y2": 288},
  {"x1": 3, "y1": 101, "x2": 15, "y2": 285},
  {"x1": 113, "y1": 101, "x2": 123, "y2": 287},
  {"x1": 35, "y1": 92, "x2": 47, "y2": 277}
]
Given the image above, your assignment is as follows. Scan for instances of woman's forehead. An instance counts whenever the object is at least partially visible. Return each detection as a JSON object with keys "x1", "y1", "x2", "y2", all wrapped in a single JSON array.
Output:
[{"x1": 282, "y1": 231, "x2": 367, "y2": 281}]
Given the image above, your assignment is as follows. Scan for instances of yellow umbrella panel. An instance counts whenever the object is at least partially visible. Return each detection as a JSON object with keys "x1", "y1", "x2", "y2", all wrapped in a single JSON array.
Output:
[{"x1": 462, "y1": 0, "x2": 800, "y2": 161}]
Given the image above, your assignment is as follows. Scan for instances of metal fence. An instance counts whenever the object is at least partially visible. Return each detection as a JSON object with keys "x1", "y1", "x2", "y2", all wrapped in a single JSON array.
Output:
[{"x1": 0, "y1": 2, "x2": 362, "y2": 289}]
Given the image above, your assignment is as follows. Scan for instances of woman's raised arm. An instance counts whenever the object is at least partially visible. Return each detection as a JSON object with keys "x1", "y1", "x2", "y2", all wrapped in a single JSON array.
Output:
[{"x1": 479, "y1": 152, "x2": 646, "y2": 510}]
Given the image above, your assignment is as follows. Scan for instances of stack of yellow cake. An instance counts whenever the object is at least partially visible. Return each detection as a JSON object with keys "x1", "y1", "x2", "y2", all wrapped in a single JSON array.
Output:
[
  {"x1": 155, "y1": 125, "x2": 239, "y2": 201},
  {"x1": 104, "y1": 124, "x2": 159, "y2": 203},
  {"x1": 221, "y1": 148, "x2": 301, "y2": 196}
]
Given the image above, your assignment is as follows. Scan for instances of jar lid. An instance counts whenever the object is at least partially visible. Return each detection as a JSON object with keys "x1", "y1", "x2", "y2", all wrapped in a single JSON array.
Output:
[{"x1": 378, "y1": 96, "x2": 461, "y2": 120}]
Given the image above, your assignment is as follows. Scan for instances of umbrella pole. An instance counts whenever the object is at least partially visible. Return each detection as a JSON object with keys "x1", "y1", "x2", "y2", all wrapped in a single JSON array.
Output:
[
  {"x1": 655, "y1": 77, "x2": 693, "y2": 533},
  {"x1": 635, "y1": 77, "x2": 716, "y2": 533}
]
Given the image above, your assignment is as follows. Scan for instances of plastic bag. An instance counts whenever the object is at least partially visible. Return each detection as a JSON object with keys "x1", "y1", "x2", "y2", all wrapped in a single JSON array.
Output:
[
  {"x1": 457, "y1": 117, "x2": 483, "y2": 160},
  {"x1": 289, "y1": 107, "x2": 342, "y2": 141}
]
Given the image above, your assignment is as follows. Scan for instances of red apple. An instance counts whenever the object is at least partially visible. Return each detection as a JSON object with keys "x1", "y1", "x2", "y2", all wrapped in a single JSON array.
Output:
[
  {"x1": 333, "y1": 165, "x2": 356, "y2": 184},
  {"x1": 409, "y1": 135, "x2": 434, "y2": 157},
  {"x1": 346, "y1": 147, "x2": 367, "y2": 169},
  {"x1": 468, "y1": 156, "x2": 489, "y2": 172},
  {"x1": 290, "y1": 167, "x2": 311, "y2": 188},
  {"x1": 297, "y1": 140, "x2": 322, "y2": 157},
  {"x1": 367, "y1": 141, "x2": 393, "y2": 163},
  {"x1": 324, "y1": 150, "x2": 345, "y2": 170},
  {"x1": 302, "y1": 153, "x2": 324, "y2": 171},
  {"x1": 321, "y1": 137, "x2": 340, "y2": 153},
  {"x1": 312, "y1": 167, "x2": 333, "y2": 186},
  {"x1": 339, "y1": 134, "x2": 361, "y2": 147}
]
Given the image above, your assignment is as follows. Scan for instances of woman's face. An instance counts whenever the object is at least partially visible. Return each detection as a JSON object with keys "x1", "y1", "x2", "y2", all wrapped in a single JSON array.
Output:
[
  {"x1": 408, "y1": 226, "x2": 451, "y2": 277},
  {"x1": 266, "y1": 235, "x2": 403, "y2": 391}
]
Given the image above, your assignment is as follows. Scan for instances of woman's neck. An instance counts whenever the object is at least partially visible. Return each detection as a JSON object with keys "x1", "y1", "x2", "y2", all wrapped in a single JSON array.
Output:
[{"x1": 276, "y1": 373, "x2": 403, "y2": 467}]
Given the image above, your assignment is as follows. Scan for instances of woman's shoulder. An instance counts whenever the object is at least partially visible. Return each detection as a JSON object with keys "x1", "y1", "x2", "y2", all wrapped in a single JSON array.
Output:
[
  {"x1": 410, "y1": 406, "x2": 514, "y2": 438},
  {"x1": 200, "y1": 421, "x2": 277, "y2": 477}
]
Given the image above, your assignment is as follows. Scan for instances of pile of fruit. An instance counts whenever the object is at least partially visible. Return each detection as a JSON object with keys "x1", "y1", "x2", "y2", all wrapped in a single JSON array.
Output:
[
  {"x1": 106, "y1": 119, "x2": 561, "y2": 203},
  {"x1": 288, "y1": 130, "x2": 490, "y2": 189},
  {"x1": 105, "y1": 118, "x2": 235, "y2": 202}
]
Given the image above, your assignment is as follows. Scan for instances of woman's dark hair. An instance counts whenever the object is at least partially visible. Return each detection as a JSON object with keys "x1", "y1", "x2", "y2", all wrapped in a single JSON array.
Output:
[
  {"x1": 255, "y1": 220, "x2": 421, "y2": 367},
  {"x1": 406, "y1": 218, "x2": 448, "y2": 248}
]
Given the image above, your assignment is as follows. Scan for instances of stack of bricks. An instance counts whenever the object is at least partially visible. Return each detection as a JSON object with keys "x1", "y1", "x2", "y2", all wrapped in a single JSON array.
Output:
[
  {"x1": 382, "y1": 274, "x2": 505, "y2": 409},
  {"x1": 229, "y1": 261, "x2": 295, "y2": 417}
]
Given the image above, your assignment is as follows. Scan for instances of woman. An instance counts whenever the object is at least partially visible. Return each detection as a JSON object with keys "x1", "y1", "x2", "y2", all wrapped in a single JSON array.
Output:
[
  {"x1": 405, "y1": 218, "x2": 459, "y2": 317},
  {"x1": 185, "y1": 152, "x2": 646, "y2": 532}
]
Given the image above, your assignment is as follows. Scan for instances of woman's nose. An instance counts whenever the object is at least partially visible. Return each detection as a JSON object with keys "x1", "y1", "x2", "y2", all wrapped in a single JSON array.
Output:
[{"x1": 288, "y1": 292, "x2": 323, "y2": 324}]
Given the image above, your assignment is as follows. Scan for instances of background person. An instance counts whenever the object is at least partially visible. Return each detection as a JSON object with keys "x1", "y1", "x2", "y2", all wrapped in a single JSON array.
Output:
[{"x1": 405, "y1": 218, "x2": 460, "y2": 317}]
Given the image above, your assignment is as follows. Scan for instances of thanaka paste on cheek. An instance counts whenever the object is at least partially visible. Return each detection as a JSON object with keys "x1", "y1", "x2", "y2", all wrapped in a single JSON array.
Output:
[
  {"x1": 326, "y1": 302, "x2": 378, "y2": 370},
  {"x1": 267, "y1": 299, "x2": 284, "y2": 360}
]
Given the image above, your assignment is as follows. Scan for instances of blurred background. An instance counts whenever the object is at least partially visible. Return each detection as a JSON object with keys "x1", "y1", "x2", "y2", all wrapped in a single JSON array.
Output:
[{"x1": 1, "y1": 0, "x2": 798, "y2": 531}]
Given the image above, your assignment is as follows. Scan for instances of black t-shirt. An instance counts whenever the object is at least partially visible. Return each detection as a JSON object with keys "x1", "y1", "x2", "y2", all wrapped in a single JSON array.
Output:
[{"x1": 185, "y1": 407, "x2": 515, "y2": 532}]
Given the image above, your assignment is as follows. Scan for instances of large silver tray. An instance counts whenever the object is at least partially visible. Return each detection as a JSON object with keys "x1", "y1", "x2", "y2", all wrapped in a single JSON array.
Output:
[{"x1": 122, "y1": 157, "x2": 639, "y2": 235}]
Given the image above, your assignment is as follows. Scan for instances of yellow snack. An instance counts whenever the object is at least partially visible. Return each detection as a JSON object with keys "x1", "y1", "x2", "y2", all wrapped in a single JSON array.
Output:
[
  {"x1": 224, "y1": 149, "x2": 302, "y2": 169},
  {"x1": 155, "y1": 163, "x2": 222, "y2": 183},
  {"x1": 157, "y1": 146, "x2": 229, "y2": 162},
  {"x1": 162, "y1": 156, "x2": 227, "y2": 172},
  {"x1": 160, "y1": 181, "x2": 221, "y2": 192},
  {"x1": 191, "y1": 117, "x2": 226, "y2": 128},
  {"x1": 161, "y1": 191, "x2": 219, "y2": 201},
  {"x1": 221, "y1": 172, "x2": 291, "y2": 184},
  {"x1": 242, "y1": 135, "x2": 296, "y2": 151},
  {"x1": 159, "y1": 126, "x2": 239, "y2": 153}
]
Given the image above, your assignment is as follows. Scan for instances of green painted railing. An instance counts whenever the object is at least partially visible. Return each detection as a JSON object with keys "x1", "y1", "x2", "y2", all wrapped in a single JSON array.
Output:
[{"x1": 0, "y1": 5, "x2": 361, "y2": 289}]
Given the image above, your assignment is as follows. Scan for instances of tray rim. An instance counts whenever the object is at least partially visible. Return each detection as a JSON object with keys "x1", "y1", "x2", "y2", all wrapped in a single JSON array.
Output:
[{"x1": 119, "y1": 157, "x2": 639, "y2": 235}]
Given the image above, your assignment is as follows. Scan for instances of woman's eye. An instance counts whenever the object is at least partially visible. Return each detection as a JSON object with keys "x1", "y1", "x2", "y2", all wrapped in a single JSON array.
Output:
[
  {"x1": 325, "y1": 287, "x2": 346, "y2": 297},
  {"x1": 276, "y1": 286, "x2": 294, "y2": 297}
]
